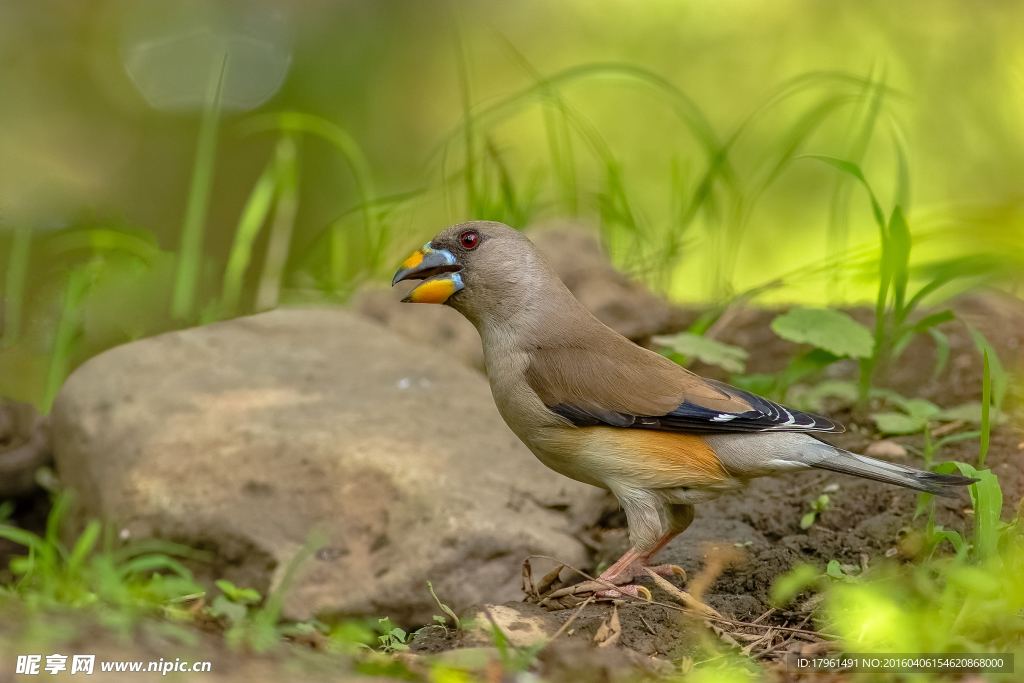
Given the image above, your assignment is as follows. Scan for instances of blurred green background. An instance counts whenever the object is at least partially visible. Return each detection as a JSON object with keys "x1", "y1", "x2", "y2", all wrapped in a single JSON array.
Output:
[{"x1": 2, "y1": 0, "x2": 1023, "y2": 409}]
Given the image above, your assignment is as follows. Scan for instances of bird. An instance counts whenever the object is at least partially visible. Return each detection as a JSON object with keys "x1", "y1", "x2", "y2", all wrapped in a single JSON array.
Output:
[{"x1": 392, "y1": 220, "x2": 976, "y2": 599}]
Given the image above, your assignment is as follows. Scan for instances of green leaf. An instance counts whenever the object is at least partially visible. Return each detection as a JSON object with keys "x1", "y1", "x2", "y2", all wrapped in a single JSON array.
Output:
[
  {"x1": 0, "y1": 524, "x2": 45, "y2": 554},
  {"x1": 216, "y1": 579, "x2": 262, "y2": 605},
  {"x1": 934, "y1": 431, "x2": 982, "y2": 450},
  {"x1": 427, "y1": 580, "x2": 460, "y2": 628},
  {"x1": 210, "y1": 595, "x2": 248, "y2": 624},
  {"x1": 800, "y1": 512, "x2": 817, "y2": 530},
  {"x1": 971, "y1": 469, "x2": 1003, "y2": 561},
  {"x1": 871, "y1": 412, "x2": 925, "y2": 434},
  {"x1": 826, "y1": 560, "x2": 844, "y2": 579},
  {"x1": 805, "y1": 155, "x2": 886, "y2": 228},
  {"x1": 892, "y1": 310, "x2": 955, "y2": 360},
  {"x1": 935, "y1": 529, "x2": 966, "y2": 555},
  {"x1": 652, "y1": 332, "x2": 749, "y2": 374},
  {"x1": 771, "y1": 308, "x2": 874, "y2": 358},
  {"x1": 936, "y1": 403, "x2": 983, "y2": 423},
  {"x1": 901, "y1": 398, "x2": 941, "y2": 420},
  {"x1": 941, "y1": 462, "x2": 1003, "y2": 561}
]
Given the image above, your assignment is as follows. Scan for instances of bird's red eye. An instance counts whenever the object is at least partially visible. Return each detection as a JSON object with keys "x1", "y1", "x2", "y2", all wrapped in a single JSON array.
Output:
[{"x1": 460, "y1": 230, "x2": 479, "y2": 249}]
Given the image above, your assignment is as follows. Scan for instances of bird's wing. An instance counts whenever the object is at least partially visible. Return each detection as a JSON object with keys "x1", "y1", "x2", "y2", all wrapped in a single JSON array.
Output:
[{"x1": 525, "y1": 344, "x2": 843, "y2": 434}]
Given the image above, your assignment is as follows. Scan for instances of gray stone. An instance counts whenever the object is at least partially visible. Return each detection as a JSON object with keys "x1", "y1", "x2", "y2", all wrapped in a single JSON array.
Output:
[{"x1": 51, "y1": 308, "x2": 606, "y2": 624}]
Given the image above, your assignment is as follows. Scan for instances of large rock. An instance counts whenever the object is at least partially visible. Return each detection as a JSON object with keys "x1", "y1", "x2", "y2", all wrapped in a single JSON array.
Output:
[{"x1": 51, "y1": 308, "x2": 606, "y2": 624}]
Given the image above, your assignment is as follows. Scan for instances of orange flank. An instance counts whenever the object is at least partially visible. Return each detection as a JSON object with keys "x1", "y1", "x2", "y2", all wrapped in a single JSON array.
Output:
[
  {"x1": 550, "y1": 426, "x2": 729, "y2": 489},
  {"x1": 408, "y1": 277, "x2": 457, "y2": 304},
  {"x1": 401, "y1": 250, "x2": 425, "y2": 269}
]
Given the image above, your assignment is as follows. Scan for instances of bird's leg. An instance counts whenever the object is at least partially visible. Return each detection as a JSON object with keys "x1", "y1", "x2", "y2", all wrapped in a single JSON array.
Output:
[
  {"x1": 545, "y1": 531, "x2": 685, "y2": 601},
  {"x1": 592, "y1": 531, "x2": 685, "y2": 599}
]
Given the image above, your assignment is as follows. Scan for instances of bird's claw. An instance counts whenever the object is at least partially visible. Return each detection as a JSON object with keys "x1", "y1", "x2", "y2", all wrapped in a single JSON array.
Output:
[
  {"x1": 543, "y1": 580, "x2": 654, "y2": 603},
  {"x1": 595, "y1": 584, "x2": 652, "y2": 601},
  {"x1": 543, "y1": 579, "x2": 613, "y2": 601},
  {"x1": 540, "y1": 562, "x2": 682, "y2": 603}
]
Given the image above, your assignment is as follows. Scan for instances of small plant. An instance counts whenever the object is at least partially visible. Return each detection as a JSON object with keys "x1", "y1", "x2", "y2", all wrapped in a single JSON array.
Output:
[
  {"x1": 207, "y1": 579, "x2": 262, "y2": 625},
  {"x1": 773, "y1": 354, "x2": 1021, "y2": 656},
  {"x1": 220, "y1": 530, "x2": 328, "y2": 652},
  {"x1": 0, "y1": 491, "x2": 206, "y2": 618},
  {"x1": 654, "y1": 332, "x2": 749, "y2": 374},
  {"x1": 825, "y1": 560, "x2": 860, "y2": 583},
  {"x1": 871, "y1": 396, "x2": 986, "y2": 469},
  {"x1": 736, "y1": 307, "x2": 875, "y2": 401},
  {"x1": 376, "y1": 617, "x2": 409, "y2": 653},
  {"x1": 483, "y1": 608, "x2": 546, "y2": 674},
  {"x1": 801, "y1": 494, "x2": 831, "y2": 530},
  {"x1": 807, "y1": 157, "x2": 1011, "y2": 406},
  {"x1": 425, "y1": 580, "x2": 461, "y2": 636}
]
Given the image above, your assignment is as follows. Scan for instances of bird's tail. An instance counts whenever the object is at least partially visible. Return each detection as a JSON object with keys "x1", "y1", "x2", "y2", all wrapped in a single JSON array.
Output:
[{"x1": 806, "y1": 444, "x2": 977, "y2": 498}]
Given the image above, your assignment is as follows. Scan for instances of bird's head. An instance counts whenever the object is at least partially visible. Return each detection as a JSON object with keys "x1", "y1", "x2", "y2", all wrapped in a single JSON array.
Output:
[{"x1": 392, "y1": 220, "x2": 560, "y2": 326}]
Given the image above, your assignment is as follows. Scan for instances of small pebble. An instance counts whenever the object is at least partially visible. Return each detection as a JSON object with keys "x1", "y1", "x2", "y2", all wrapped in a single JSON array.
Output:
[{"x1": 865, "y1": 440, "x2": 907, "y2": 459}]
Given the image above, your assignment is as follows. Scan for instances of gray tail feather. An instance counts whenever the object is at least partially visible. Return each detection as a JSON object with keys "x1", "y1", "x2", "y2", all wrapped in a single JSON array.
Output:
[{"x1": 805, "y1": 446, "x2": 977, "y2": 498}]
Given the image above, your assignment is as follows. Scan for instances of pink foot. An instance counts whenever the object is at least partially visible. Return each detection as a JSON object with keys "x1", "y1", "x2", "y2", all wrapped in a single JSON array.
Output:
[{"x1": 544, "y1": 562, "x2": 685, "y2": 601}]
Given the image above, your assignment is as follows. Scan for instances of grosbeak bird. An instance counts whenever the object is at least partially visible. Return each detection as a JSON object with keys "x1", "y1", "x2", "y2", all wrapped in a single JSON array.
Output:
[{"x1": 393, "y1": 221, "x2": 973, "y2": 598}]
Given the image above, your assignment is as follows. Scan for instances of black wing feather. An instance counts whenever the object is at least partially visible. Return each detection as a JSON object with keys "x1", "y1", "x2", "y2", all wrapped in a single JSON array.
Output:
[{"x1": 549, "y1": 379, "x2": 843, "y2": 434}]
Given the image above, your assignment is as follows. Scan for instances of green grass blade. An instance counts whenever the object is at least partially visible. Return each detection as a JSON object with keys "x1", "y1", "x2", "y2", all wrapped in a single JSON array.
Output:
[
  {"x1": 118, "y1": 555, "x2": 194, "y2": 580},
  {"x1": 241, "y1": 112, "x2": 379, "y2": 268},
  {"x1": 979, "y1": 350, "x2": 991, "y2": 468},
  {"x1": 0, "y1": 524, "x2": 46, "y2": 554},
  {"x1": 891, "y1": 123, "x2": 911, "y2": 212},
  {"x1": 42, "y1": 267, "x2": 92, "y2": 413},
  {"x1": 111, "y1": 539, "x2": 213, "y2": 565},
  {"x1": 805, "y1": 155, "x2": 886, "y2": 230},
  {"x1": 41, "y1": 227, "x2": 161, "y2": 264},
  {"x1": 940, "y1": 461, "x2": 1003, "y2": 561},
  {"x1": 887, "y1": 206, "x2": 912, "y2": 323},
  {"x1": 172, "y1": 53, "x2": 228, "y2": 321},
  {"x1": 454, "y1": 26, "x2": 478, "y2": 217},
  {"x1": 499, "y1": 36, "x2": 579, "y2": 214},
  {"x1": 249, "y1": 529, "x2": 327, "y2": 651},
  {"x1": 967, "y1": 325, "x2": 1006, "y2": 412},
  {"x1": 221, "y1": 147, "x2": 281, "y2": 316},
  {"x1": 254, "y1": 135, "x2": 299, "y2": 312},
  {"x1": 66, "y1": 520, "x2": 101, "y2": 574},
  {"x1": 971, "y1": 469, "x2": 1002, "y2": 561},
  {"x1": 3, "y1": 226, "x2": 32, "y2": 347},
  {"x1": 927, "y1": 327, "x2": 950, "y2": 379}
]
